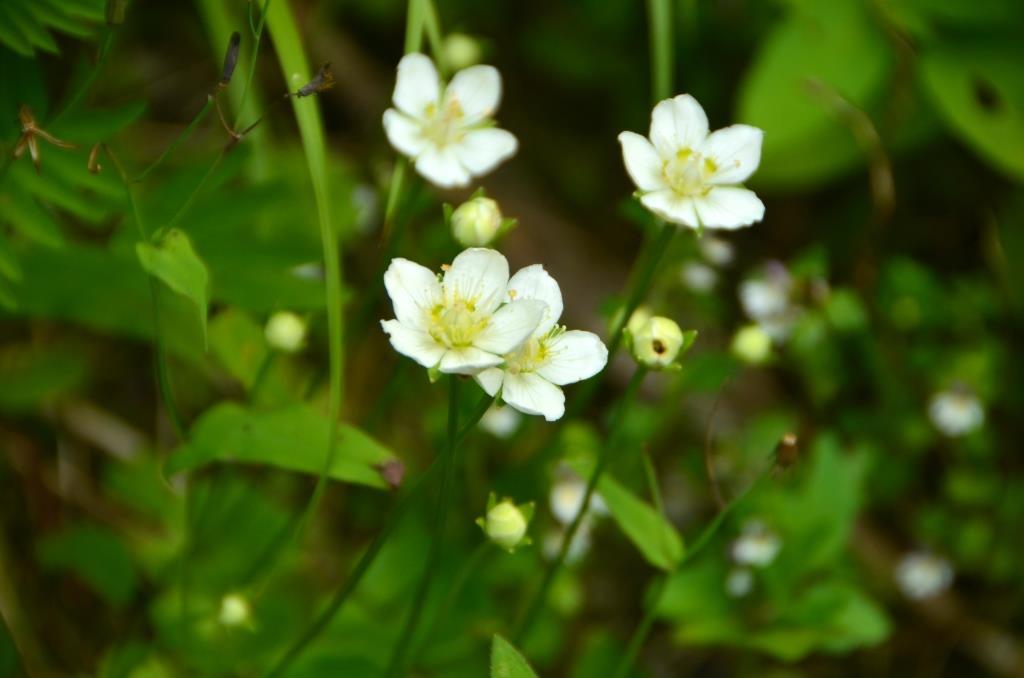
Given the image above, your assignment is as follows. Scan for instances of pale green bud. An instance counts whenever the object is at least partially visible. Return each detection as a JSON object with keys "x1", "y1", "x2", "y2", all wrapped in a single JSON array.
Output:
[
  {"x1": 632, "y1": 316, "x2": 684, "y2": 368},
  {"x1": 451, "y1": 197, "x2": 502, "y2": 247},
  {"x1": 218, "y1": 593, "x2": 252, "y2": 627},
  {"x1": 265, "y1": 311, "x2": 306, "y2": 353},
  {"x1": 476, "y1": 494, "x2": 533, "y2": 552},
  {"x1": 625, "y1": 306, "x2": 652, "y2": 337},
  {"x1": 731, "y1": 324, "x2": 772, "y2": 365},
  {"x1": 442, "y1": 33, "x2": 483, "y2": 71}
]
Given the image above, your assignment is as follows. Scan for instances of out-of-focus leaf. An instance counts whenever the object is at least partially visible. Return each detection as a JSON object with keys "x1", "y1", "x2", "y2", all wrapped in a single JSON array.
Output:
[
  {"x1": 0, "y1": 343, "x2": 89, "y2": 412},
  {"x1": 491, "y1": 635, "x2": 538, "y2": 678},
  {"x1": 208, "y1": 308, "x2": 269, "y2": 388},
  {"x1": 136, "y1": 228, "x2": 209, "y2": 345},
  {"x1": 36, "y1": 523, "x2": 137, "y2": 606},
  {"x1": 920, "y1": 42, "x2": 1024, "y2": 182},
  {"x1": 0, "y1": 0, "x2": 104, "y2": 57},
  {"x1": 738, "y1": 0, "x2": 891, "y2": 188},
  {"x1": 167, "y1": 402, "x2": 398, "y2": 490}
]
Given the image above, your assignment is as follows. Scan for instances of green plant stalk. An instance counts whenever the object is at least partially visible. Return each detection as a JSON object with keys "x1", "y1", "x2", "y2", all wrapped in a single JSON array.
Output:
[
  {"x1": 265, "y1": 392, "x2": 494, "y2": 677},
  {"x1": 235, "y1": 0, "x2": 272, "y2": 128},
  {"x1": 386, "y1": 375, "x2": 462, "y2": 677},
  {"x1": 612, "y1": 575, "x2": 667, "y2": 678},
  {"x1": 647, "y1": 0, "x2": 674, "y2": 103},
  {"x1": 165, "y1": 150, "x2": 226, "y2": 231},
  {"x1": 421, "y1": 0, "x2": 446, "y2": 75},
  {"x1": 132, "y1": 97, "x2": 214, "y2": 183},
  {"x1": 264, "y1": 0, "x2": 345, "y2": 542},
  {"x1": 514, "y1": 366, "x2": 649, "y2": 642}
]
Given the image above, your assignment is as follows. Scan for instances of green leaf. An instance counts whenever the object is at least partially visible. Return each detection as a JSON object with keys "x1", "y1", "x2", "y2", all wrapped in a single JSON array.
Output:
[
  {"x1": 166, "y1": 402, "x2": 398, "y2": 490},
  {"x1": 0, "y1": 0, "x2": 105, "y2": 57},
  {"x1": 0, "y1": 342, "x2": 89, "y2": 412},
  {"x1": 490, "y1": 635, "x2": 538, "y2": 678},
  {"x1": 36, "y1": 523, "x2": 137, "y2": 606},
  {"x1": 920, "y1": 42, "x2": 1024, "y2": 182},
  {"x1": 136, "y1": 228, "x2": 209, "y2": 345}
]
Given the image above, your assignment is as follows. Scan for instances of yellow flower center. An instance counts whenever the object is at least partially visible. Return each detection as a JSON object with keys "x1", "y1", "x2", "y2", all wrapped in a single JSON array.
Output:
[
  {"x1": 429, "y1": 297, "x2": 489, "y2": 348},
  {"x1": 503, "y1": 337, "x2": 549, "y2": 375},
  {"x1": 663, "y1": 148, "x2": 716, "y2": 197},
  {"x1": 422, "y1": 97, "x2": 466, "y2": 148}
]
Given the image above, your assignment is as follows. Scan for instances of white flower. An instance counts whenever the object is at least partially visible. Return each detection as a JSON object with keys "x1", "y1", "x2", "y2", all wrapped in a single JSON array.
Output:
[
  {"x1": 731, "y1": 520, "x2": 781, "y2": 568},
  {"x1": 928, "y1": 389, "x2": 984, "y2": 437},
  {"x1": 479, "y1": 403, "x2": 522, "y2": 438},
  {"x1": 725, "y1": 568, "x2": 754, "y2": 598},
  {"x1": 896, "y1": 552, "x2": 953, "y2": 600},
  {"x1": 739, "y1": 261, "x2": 797, "y2": 340},
  {"x1": 265, "y1": 312, "x2": 307, "y2": 353},
  {"x1": 618, "y1": 94, "x2": 764, "y2": 230},
  {"x1": 383, "y1": 53, "x2": 518, "y2": 189},
  {"x1": 550, "y1": 474, "x2": 607, "y2": 526},
  {"x1": 474, "y1": 265, "x2": 608, "y2": 421},
  {"x1": 681, "y1": 261, "x2": 717, "y2": 292},
  {"x1": 699, "y1": 235, "x2": 734, "y2": 266},
  {"x1": 543, "y1": 519, "x2": 593, "y2": 565},
  {"x1": 381, "y1": 248, "x2": 546, "y2": 375}
]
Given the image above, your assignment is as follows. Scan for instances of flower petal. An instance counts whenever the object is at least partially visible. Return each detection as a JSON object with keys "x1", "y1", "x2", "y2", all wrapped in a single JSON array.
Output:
[
  {"x1": 502, "y1": 372, "x2": 566, "y2": 421},
  {"x1": 439, "y1": 346, "x2": 503, "y2": 374},
  {"x1": 536, "y1": 330, "x2": 608, "y2": 386},
  {"x1": 701, "y1": 125, "x2": 763, "y2": 185},
  {"x1": 445, "y1": 64, "x2": 502, "y2": 123},
  {"x1": 383, "y1": 258, "x2": 441, "y2": 330},
  {"x1": 454, "y1": 128, "x2": 517, "y2": 177},
  {"x1": 415, "y1": 146, "x2": 472, "y2": 188},
  {"x1": 693, "y1": 187, "x2": 765, "y2": 230},
  {"x1": 507, "y1": 264, "x2": 563, "y2": 335},
  {"x1": 474, "y1": 299, "x2": 547, "y2": 355},
  {"x1": 475, "y1": 367, "x2": 505, "y2": 397},
  {"x1": 393, "y1": 53, "x2": 440, "y2": 117},
  {"x1": 444, "y1": 248, "x2": 509, "y2": 313},
  {"x1": 618, "y1": 131, "x2": 665, "y2": 192},
  {"x1": 640, "y1": 189, "x2": 699, "y2": 228},
  {"x1": 383, "y1": 109, "x2": 427, "y2": 158},
  {"x1": 650, "y1": 94, "x2": 709, "y2": 155},
  {"x1": 381, "y1": 320, "x2": 445, "y2": 368}
]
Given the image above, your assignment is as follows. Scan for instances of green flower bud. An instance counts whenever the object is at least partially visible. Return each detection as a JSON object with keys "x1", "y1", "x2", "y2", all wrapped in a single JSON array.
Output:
[
  {"x1": 632, "y1": 316, "x2": 684, "y2": 368},
  {"x1": 218, "y1": 593, "x2": 252, "y2": 627},
  {"x1": 265, "y1": 311, "x2": 307, "y2": 353},
  {"x1": 442, "y1": 33, "x2": 483, "y2": 71},
  {"x1": 731, "y1": 324, "x2": 772, "y2": 365},
  {"x1": 476, "y1": 493, "x2": 533, "y2": 552},
  {"x1": 451, "y1": 197, "x2": 503, "y2": 247}
]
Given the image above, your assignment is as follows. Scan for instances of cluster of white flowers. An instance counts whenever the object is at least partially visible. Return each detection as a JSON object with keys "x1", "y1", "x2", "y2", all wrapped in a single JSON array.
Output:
[
  {"x1": 928, "y1": 388, "x2": 984, "y2": 437},
  {"x1": 896, "y1": 552, "x2": 953, "y2": 600},
  {"x1": 381, "y1": 249, "x2": 608, "y2": 421}
]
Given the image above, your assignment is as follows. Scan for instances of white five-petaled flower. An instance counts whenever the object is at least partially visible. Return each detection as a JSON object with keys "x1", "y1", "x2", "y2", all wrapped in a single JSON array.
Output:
[
  {"x1": 383, "y1": 53, "x2": 518, "y2": 189},
  {"x1": 896, "y1": 552, "x2": 953, "y2": 600},
  {"x1": 618, "y1": 94, "x2": 765, "y2": 230},
  {"x1": 381, "y1": 248, "x2": 546, "y2": 375},
  {"x1": 928, "y1": 388, "x2": 984, "y2": 437},
  {"x1": 731, "y1": 520, "x2": 781, "y2": 568},
  {"x1": 474, "y1": 265, "x2": 608, "y2": 421}
]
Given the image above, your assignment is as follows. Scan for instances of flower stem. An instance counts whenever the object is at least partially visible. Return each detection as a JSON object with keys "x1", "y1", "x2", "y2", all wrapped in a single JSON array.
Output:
[
  {"x1": 265, "y1": 391, "x2": 494, "y2": 677},
  {"x1": 612, "y1": 575, "x2": 667, "y2": 678},
  {"x1": 132, "y1": 97, "x2": 215, "y2": 183},
  {"x1": 647, "y1": 0, "x2": 674, "y2": 103},
  {"x1": 386, "y1": 375, "x2": 462, "y2": 677},
  {"x1": 514, "y1": 366, "x2": 649, "y2": 642}
]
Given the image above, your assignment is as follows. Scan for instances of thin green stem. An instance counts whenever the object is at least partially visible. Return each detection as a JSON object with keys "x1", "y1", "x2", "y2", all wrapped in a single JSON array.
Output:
[
  {"x1": 421, "y1": 0, "x2": 447, "y2": 75},
  {"x1": 386, "y1": 376, "x2": 462, "y2": 677},
  {"x1": 165, "y1": 150, "x2": 226, "y2": 232},
  {"x1": 235, "y1": 0, "x2": 272, "y2": 128},
  {"x1": 404, "y1": 0, "x2": 426, "y2": 53},
  {"x1": 514, "y1": 367, "x2": 649, "y2": 642},
  {"x1": 50, "y1": 30, "x2": 115, "y2": 126},
  {"x1": 132, "y1": 97, "x2": 215, "y2": 183},
  {"x1": 265, "y1": 391, "x2": 493, "y2": 677},
  {"x1": 612, "y1": 575, "x2": 666, "y2": 678},
  {"x1": 646, "y1": 0, "x2": 674, "y2": 103}
]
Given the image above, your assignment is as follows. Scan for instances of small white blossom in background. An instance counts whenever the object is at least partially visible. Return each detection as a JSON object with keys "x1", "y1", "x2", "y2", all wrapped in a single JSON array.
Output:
[
  {"x1": 928, "y1": 388, "x2": 984, "y2": 437},
  {"x1": 381, "y1": 248, "x2": 546, "y2": 375},
  {"x1": 442, "y1": 33, "x2": 484, "y2": 71},
  {"x1": 618, "y1": 94, "x2": 764, "y2": 230},
  {"x1": 731, "y1": 324, "x2": 772, "y2": 365},
  {"x1": 550, "y1": 473, "x2": 607, "y2": 526},
  {"x1": 731, "y1": 520, "x2": 781, "y2": 568},
  {"x1": 475, "y1": 265, "x2": 608, "y2": 421},
  {"x1": 680, "y1": 261, "x2": 717, "y2": 292},
  {"x1": 218, "y1": 593, "x2": 253, "y2": 628},
  {"x1": 383, "y1": 53, "x2": 517, "y2": 188},
  {"x1": 479, "y1": 403, "x2": 521, "y2": 439},
  {"x1": 477, "y1": 494, "x2": 533, "y2": 552},
  {"x1": 699, "y1": 235, "x2": 735, "y2": 267},
  {"x1": 725, "y1": 568, "x2": 754, "y2": 598},
  {"x1": 451, "y1": 195, "x2": 503, "y2": 247},
  {"x1": 739, "y1": 261, "x2": 797, "y2": 341},
  {"x1": 630, "y1": 315, "x2": 691, "y2": 369},
  {"x1": 543, "y1": 519, "x2": 593, "y2": 566},
  {"x1": 896, "y1": 552, "x2": 953, "y2": 600},
  {"x1": 351, "y1": 184, "x2": 379, "y2": 234},
  {"x1": 265, "y1": 312, "x2": 307, "y2": 353}
]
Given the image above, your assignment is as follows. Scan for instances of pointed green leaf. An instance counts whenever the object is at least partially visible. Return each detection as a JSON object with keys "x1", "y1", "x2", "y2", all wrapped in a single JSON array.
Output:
[
  {"x1": 490, "y1": 635, "x2": 538, "y2": 678},
  {"x1": 136, "y1": 228, "x2": 209, "y2": 344}
]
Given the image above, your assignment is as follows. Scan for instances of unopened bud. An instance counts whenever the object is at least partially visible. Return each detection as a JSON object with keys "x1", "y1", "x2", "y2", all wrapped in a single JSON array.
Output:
[
  {"x1": 443, "y1": 33, "x2": 484, "y2": 71},
  {"x1": 221, "y1": 32, "x2": 242, "y2": 85},
  {"x1": 731, "y1": 324, "x2": 771, "y2": 365},
  {"x1": 451, "y1": 196, "x2": 502, "y2": 247},
  {"x1": 476, "y1": 494, "x2": 533, "y2": 552},
  {"x1": 218, "y1": 593, "x2": 252, "y2": 627},
  {"x1": 265, "y1": 312, "x2": 307, "y2": 353},
  {"x1": 632, "y1": 316, "x2": 685, "y2": 368}
]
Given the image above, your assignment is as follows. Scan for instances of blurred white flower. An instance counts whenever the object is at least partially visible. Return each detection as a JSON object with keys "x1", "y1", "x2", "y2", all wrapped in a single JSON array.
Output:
[
  {"x1": 896, "y1": 552, "x2": 953, "y2": 600},
  {"x1": 351, "y1": 184, "x2": 379, "y2": 233},
  {"x1": 739, "y1": 261, "x2": 796, "y2": 340},
  {"x1": 681, "y1": 261, "x2": 717, "y2": 292},
  {"x1": 618, "y1": 94, "x2": 764, "y2": 230},
  {"x1": 383, "y1": 53, "x2": 517, "y2": 188},
  {"x1": 264, "y1": 311, "x2": 307, "y2": 353},
  {"x1": 543, "y1": 519, "x2": 593, "y2": 565},
  {"x1": 928, "y1": 388, "x2": 984, "y2": 437},
  {"x1": 479, "y1": 403, "x2": 521, "y2": 438},
  {"x1": 381, "y1": 248, "x2": 546, "y2": 375},
  {"x1": 725, "y1": 568, "x2": 753, "y2": 598},
  {"x1": 451, "y1": 195, "x2": 503, "y2": 247},
  {"x1": 475, "y1": 265, "x2": 608, "y2": 421},
  {"x1": 731, "y1": 520, "x2": 781, "y2": 568},
  {"x1": 699, "y1": 235, "x2": 734, "y2": 266},
  {"x1": 550, "y1": 474, "x2": 607, "y2": 526}
]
